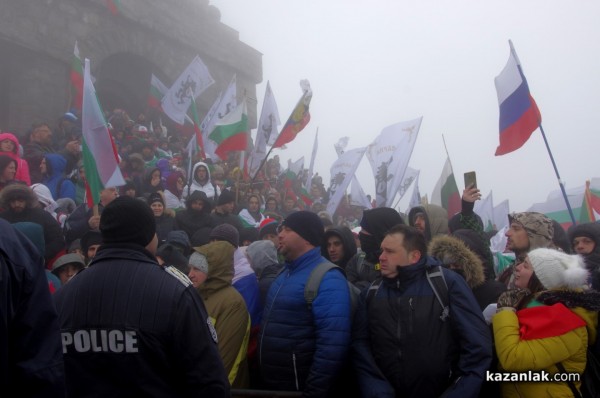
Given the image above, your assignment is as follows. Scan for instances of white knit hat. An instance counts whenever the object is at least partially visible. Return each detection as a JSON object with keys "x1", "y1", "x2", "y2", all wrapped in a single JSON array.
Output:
[{"x1": 527, "y1": 248, "x2": 589, "y2": 289}]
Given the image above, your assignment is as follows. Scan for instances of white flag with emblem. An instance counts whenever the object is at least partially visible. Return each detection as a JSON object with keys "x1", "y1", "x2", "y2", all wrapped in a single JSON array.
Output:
[
  {"x1": 366, "y1": 117, "x2": 422, "y2": 207},
  {"x1": 248, "y1": 81, "x2": 281, "y2": 178},
  {"x1": 161, "y1": 55, "x2": 214, "y2": 125},
  {"x1": 326, "y1": 147, "x2": 366, "y2": 216}
]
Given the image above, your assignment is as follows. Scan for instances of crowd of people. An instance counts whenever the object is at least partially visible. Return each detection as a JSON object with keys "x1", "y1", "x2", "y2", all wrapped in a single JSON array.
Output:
[{"x1": 1, "y1": 108, "x2": 600, "y2": 397}]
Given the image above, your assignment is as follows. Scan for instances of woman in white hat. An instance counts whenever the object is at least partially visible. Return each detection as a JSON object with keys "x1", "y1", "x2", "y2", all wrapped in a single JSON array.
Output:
[{"x1": 492, "y1": 248, "x2": 599, "y2": 397}]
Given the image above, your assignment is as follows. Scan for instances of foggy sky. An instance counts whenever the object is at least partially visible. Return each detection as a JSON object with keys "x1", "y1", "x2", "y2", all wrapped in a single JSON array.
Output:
[{"x1": 210, "y1": 0, "x2": 600, "y2": 213}]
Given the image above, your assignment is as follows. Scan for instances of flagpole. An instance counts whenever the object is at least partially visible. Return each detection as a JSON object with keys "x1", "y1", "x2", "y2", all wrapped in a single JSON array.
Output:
[
  {"x1": 250, "y1": 138, "x2": 276, "y2": 182},
  {"x1": 441, "y1": 134, "x2": 454, "y2": 170},
  {"x1": 539, "y1": 124, "x2": 577, "y2": 226},
  {"x1": 510, "y1": 40, "x2": 577, "y2": 226}
]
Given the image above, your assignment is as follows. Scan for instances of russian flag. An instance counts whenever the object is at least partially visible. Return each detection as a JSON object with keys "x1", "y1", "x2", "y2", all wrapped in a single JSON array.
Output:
[{"x1": 494, "y1": 41, "x2": 541, "y2": 156}]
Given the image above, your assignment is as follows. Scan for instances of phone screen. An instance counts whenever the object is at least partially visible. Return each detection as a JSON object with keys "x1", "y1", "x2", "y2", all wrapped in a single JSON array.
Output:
[{"x1": 464, "y1": 171, "x2": 477, "y2": 189}]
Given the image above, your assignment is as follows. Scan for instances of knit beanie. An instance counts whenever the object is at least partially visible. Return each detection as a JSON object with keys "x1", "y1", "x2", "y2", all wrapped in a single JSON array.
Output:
[
  {"x1": 100, "y1": 196, "x2": 156, "y2": 246},
  {"x1": 527, "y1": 248, "x2": 588, "y2": 289},
  {"x1": 148, "y1": 192, "x2": 164, "y2": 206},
  {"x1": 259, "y1": 218, "x2": 279, "y2": 239},
  {"x1": 360, "y1": 207, "x2": 404, "y2": 241},
  {"x1": 209, "y1": 223, "x2": 240, "y2": 248},
  {"x1": 188, "y1": 251, "x2": 209, "y2": 274},
  {"x1": 217, "y1": 189, "x2": 235, "y2": 206},
  {"x1": 281, "y1": 211, "x2": 324, "y2": 247}
]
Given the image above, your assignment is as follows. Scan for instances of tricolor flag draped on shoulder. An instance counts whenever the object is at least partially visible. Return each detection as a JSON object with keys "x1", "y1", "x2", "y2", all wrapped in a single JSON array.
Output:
[
  {"x1": 81, "y1": 58, "x2": 125, "y2": 207},
  {"x1": 494, "y1": 40, "x2": 541, "y2": 156}
]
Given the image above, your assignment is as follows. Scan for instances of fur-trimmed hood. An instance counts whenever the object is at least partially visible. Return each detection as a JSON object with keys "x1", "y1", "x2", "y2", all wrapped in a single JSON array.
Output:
[
  {"x1": 0, "y1": 183, "x2": 38, "y2": 209},
  {"x1": 428, "y1": 235, "x2": 484, "y2": 288}
]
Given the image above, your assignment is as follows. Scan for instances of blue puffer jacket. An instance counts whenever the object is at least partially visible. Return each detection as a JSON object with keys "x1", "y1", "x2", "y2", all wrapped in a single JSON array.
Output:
[{"x1": 258, "y1": 247, "x2": 351, "y2": 397}]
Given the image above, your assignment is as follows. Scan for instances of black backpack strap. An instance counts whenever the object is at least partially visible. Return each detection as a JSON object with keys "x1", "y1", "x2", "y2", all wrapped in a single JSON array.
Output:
[
  {"x1": 426, "y1": 265, "x2": 450, "y2": 322},
  {"x1": 304, "y1": 262, "x2": 340, "y2": 311}
]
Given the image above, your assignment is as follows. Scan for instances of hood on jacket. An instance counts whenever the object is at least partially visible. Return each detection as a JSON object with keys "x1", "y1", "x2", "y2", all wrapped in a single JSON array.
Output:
[
  {"x1": 428, "y1": 235, "x2": 484, "y2": 289},
  {"x1": 165, "y1": 171, "x2": 184, "y2": 197},
  {"x1": 191, "y1": 161, "x2": 211, "y2": 185},
  {"x1": 196, "y1": 241, "x2": 235, "y2": 298},
  {"x1": 0, "y1": 132, "x2": 21, "y2": 156},
  {"x1": 569, "y1": 222, "x2": 600, "y2": 255},
  {"x1": 321, "y1": 226, "x2": 357, "y2": 267},
  {"x1": 43, "y1": 153, "x2": 68, "y2": 179},
  {"x1": 408, "y1": 204, "x2": 449, "y2": 242},
  {"x1": 185, "y1": 190, "x2": 212, "y2": 213},
  {"x1": 30, "y1": 183, "x2": 58, "y2": 211},
  {"x1": 0, "y1": 183, "x2": 38, "y2": 209},
  {"x1": 246, "y1": 240, "x2": 278, "y2": 276}
]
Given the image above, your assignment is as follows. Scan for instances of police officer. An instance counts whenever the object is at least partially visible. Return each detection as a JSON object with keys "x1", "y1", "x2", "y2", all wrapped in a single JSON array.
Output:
[{"x1": 54, "y1": 196, "x2": 229, "y2": 397}]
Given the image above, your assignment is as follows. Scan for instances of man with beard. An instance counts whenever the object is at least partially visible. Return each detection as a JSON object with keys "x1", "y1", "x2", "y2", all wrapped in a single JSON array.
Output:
[{"x1": 497, "y1": 212, "x2": 555, "y2": 288}]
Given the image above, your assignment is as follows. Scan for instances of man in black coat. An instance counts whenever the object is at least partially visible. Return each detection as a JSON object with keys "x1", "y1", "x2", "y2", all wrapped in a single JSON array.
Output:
[{"x1": 54, "y1": 196, "x2": 229, "y2": 397}]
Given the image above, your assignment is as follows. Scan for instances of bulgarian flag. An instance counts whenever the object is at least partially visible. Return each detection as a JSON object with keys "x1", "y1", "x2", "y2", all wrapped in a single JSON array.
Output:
[
  {"x1": 148, "y1": 74, "x2": 167, "y2": 110},
  {"x1": 298, "y1": 187, "x2": 313, "y2": 207},
  {"x1": 81, "y1": 58, "x2": 125, "y2": 207},
  {"x1": 189, "y1": 96, "x2": 206, "y2": 159},
  {"x1": 272, "y1": 80, "x2": 312, "y2": 149},
  {"x1": 431, "y1": 157, "x2": 460, "y2": 219},
  {"x1": 209, "y1": 99, "x2": 249, "y2": 160},
  {"x1": 580, "y1": 180, "x2": 600, "y2": 223},
  {"x1": 281, "y1": 157, "x2": 304, "y2": 189},
  {"x1": 70, "y1": 41, "x2": 84, "y2": 112}
]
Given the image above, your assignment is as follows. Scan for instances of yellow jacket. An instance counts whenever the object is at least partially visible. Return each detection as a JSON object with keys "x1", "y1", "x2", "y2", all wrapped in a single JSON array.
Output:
[{"x1": 493, "y1": 302, "x2": 597, "y2": 398}]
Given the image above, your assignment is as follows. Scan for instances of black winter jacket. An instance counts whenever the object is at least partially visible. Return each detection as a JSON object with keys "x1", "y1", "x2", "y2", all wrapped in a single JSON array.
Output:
[
  {"x1": 352, "y1": 256, "x2": 492, "y2": 398},
  {"x1": 54, "y1": 244, "x2": 229, "y2": 397}
]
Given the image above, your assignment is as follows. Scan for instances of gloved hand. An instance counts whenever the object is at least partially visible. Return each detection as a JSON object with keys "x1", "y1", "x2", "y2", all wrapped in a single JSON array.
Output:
[{"x1": 496, "y1": 288, "x2": 531, "y2": 309}]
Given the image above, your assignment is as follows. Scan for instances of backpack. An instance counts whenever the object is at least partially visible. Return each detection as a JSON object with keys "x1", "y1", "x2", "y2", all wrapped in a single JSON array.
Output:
[
  {"x1": 304, "y1": 262, "x2": 361, "y2": 319},
  {"x1": 365, "y1": 265, "x2": 450, "y2": 322}
]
